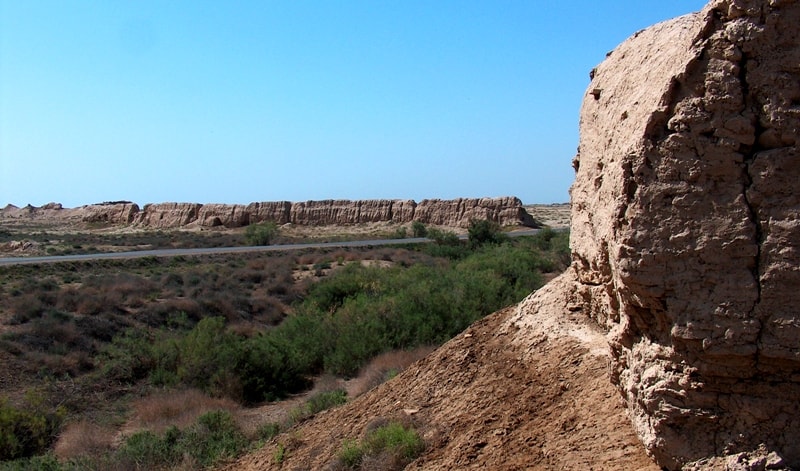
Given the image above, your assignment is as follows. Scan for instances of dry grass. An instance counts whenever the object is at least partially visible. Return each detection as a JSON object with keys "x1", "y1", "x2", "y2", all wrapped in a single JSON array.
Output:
[
  {"x1": 131, "y1": 388, "x2": 240, "y2": 433},
  {"x1": 53, "y1": 420, "x2": 115, "y2": 460},
  {"x1": 348, "y1": 347, "x2": 436, "y2": 398}
]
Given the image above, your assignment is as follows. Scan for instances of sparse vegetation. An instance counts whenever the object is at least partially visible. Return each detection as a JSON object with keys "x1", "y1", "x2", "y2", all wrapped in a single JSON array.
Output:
[
  {"x1": 337, "y1": 420, "x2": 425, "y2": 470},
  {"x1": 287, "y1": 389, "x2": 348, "y2": 425},
  {"x1": 114, "y1": 409, "x2": 248, "y2": 469},
  {"x1": 0, "y1": 224, "x2": 570, "y2": 467}
]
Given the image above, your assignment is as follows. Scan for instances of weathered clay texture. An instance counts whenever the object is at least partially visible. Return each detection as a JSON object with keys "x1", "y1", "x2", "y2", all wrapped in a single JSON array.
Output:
[
  {"x1": 81, "y1": 202, "x2": 140, "y2": 224},
  {"x1": 128, "y1": 197, "x2": 533, "y2": 228},
  {"x1": 133, "y1": 203, "x2": 202, "y2": 229},
  {"x1": 569, "y1": 0, "x2": 799, "y2": 468},
  {"x1": 0, "y1": 198, "x2": 535, "y2": 229}
]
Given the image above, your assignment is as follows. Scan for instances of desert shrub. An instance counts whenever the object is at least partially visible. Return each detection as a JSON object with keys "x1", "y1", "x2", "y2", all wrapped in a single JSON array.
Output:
[
  {"x1": 304, "y1": 264, "x2": 370, "y2": 312},
  {"x1": 0, "y1": 452, "x2": 65, "y2": 471},
  {"x1": 6, "y1": 312, "x2": 93, "y2": 364},
  {"x1": 245, "y1": 221, "x2": 278, "y2": 246},
  {"x1": 116, "y1": 409, "x2": 247, "y2": 470},
  {"x1": 467, "y1": 218, "x2": 508, "y2": 248},
  {"x1": 533, "y1": 227, "x2": 571, "y2": 267},
  {"x1": 178, "y1": 410, "x2": 248, "y2": 467},
  {"x1": 246, "y1": 241, "x2": 550, "y2": 382},
  {"x1": 256, "y1": 422, "x2": 281, "y2": 441},
  {"x1": 337, "y1": 421, "x2": 424, "y2": 470},
  {"x1": 237, "y1": 333, "x2": 311, "y2": 403},
  {"x1": 176, "y1": 317, "x2": 241, "y2": 391},
  {"x1": 8, "y1": 294, "x2": 49, "y2": 325},
  {"x1": 98, "y1": 329, "x2": 159, "y2": 384},
  {"x1": 287, "y1": 389, "x2": 347, "y2": 425},
  {"x1": 411, "y1": 221, "x2": 427, "y2": 238},
  {"x1": 455, "y1": 244, "x2": 545, "y2": 302},
  {"x1": 421, "y1": 228, "x2": 467, "y2": 259},
  {"x1": 83, "y1": 273, "x2": 157, "y2": 304},
  {"x1": 116, "y1": 428, "x2": 179, "y2": 469},
  {"x1": 425, "y1": 227, "x2": 460, "y2": 246},
  {"x1": 248, "y1": 296, "x2": 285, "y2": 326},
  {"x1": 73, "y1": 314, "x2": 127, "y2": 343},
  {"x1": 0, "y1": 392, "x2": 66, "y2": 461}
]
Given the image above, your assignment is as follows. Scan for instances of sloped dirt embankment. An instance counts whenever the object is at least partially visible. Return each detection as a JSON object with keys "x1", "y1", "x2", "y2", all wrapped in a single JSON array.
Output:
[{"x1": 222, "y1": 272, "x2": 658, "y2": 470}]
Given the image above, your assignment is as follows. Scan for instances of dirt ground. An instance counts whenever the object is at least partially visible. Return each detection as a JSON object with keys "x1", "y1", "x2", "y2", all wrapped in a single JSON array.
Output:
[{"x1": 220, "y1": 294, "x2": 657, "y2": 471}]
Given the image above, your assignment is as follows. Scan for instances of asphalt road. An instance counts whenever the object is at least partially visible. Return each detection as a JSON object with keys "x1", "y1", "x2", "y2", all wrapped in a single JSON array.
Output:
[{"x1": 0, "y1": 229, "x2": 545, "y2": 266}]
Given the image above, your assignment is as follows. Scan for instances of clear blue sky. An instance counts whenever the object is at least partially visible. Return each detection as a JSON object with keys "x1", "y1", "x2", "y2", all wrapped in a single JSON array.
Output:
[{"x1": 1, "y1": 1, "x2": 706, "y2": 208}]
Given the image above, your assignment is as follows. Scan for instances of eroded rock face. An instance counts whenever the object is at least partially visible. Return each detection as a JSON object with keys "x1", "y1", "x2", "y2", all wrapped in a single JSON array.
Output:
[
  {"x1": 127, "y1": 197, "x2": 532, "y2": 229},
  {"x1": 133, "y1": 203, "x2": 202, "y2": 229},
  {"x1": 81, "y1": 202, "x2": 140, "y2": 224},
  {"x1": 0, "y1": 198, "x2": 535, "y2": 229},
  {"x1": 196, "y1": 204, "x2": 251, "y2": 228},
  {"x1": 414, "y1": 197, "x2": 536, "y2": 227},
  {"x1": 568, "y1": 0, "x2": 799, "y2": 468}
]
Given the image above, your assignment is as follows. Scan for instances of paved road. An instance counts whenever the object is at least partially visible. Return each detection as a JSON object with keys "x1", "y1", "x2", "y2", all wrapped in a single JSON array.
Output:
[{"x1": 0, "y1": 229, "x2": 545, "y2": 266}]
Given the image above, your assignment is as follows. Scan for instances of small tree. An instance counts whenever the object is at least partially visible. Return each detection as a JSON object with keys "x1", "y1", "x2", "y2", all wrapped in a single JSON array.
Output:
[
  {"x1": 426, "y1": 228, "x2": 460, "y2": 246},
  {"x1": 245, "y1": 221, "x2": 279, "y2": 246},
  {"x1": 467, "y1": 219, "x2": 507, "y2": 248},
  {"x1": 411, "y1": 221, "x2": 427, "y2": 238}
]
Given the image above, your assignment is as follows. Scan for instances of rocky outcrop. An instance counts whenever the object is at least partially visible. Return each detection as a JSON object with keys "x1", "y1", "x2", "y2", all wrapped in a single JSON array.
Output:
[{"x1": 560, "y1": 0, "x2": 800, "y2": 468}]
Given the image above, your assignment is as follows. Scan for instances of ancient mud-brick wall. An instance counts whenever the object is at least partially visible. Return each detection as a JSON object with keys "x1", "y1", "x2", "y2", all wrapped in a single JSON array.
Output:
[{"x1": 569, "y1": 0, "x2": 799, "y2": 468}]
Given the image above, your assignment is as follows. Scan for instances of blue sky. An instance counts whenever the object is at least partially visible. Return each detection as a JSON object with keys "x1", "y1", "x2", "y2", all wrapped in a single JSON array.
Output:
[{"x1": 1, "y1": 1, "x2": 706, "y2": 208}]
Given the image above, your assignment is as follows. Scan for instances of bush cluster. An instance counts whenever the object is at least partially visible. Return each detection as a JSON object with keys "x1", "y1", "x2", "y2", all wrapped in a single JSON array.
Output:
[
  {"x1": 0, "y1": 392, "x2": 65, "y2": 461},
  {"x1": 96, "y1": 230, "x2": 569, "y2": 403},
  {"x1": 244, "y1": 221, "x2": 279, "y2": 246},
  {"x1": 1, "y1": 410, "x2": 248, "y2": 470},
  {"x1": 338, "y1": 420, "x2": 424, "y2": 470}
]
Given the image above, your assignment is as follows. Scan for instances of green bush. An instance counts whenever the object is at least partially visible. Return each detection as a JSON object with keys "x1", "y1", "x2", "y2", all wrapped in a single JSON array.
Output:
[
  {"x1": 98, "y1": 329, "x2": 158, "y2": 384},
  {"x1": 117, "y1": 428, "x2": 179, "y2": 469},
  {"x1": 116, "y1": 410, "x2": 247, "y2": 469},
  {"x1": 411, "y1": 221, "x2": 427, "y2": 238},
  {"x1": 0, "y1": 452, "x2": 65, "y2": 471},
  {"x1": 287, "y1": 389, "x2": 347, "y2": 425},
  {"x1": 365, "y1": 421, "x2": 425, "y2": 462},
  {"x1": 425, "y1": 228, "x2": 460, "y2": 246},
  {"x1": 0, "y1": 392, "x2": 66, "y2": 461},
  {"x1": 338, "y1": 438, "x2": 364, "y2": 468},
  {"x1": 244, "y1": 221, "x2": 279, "y2": 246},
  {"x1": 337, "y1": 421, "x2": 424, "y2": 469},
  {"x1": 243, "y1": 240, "x2": 552, "y2": 383},
  {"x1": 467, "y1": 218, "x2": 507, "y2": 248},
  {"x1": 176, "y1": 317, "x2": 242, "y2": 396}
]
